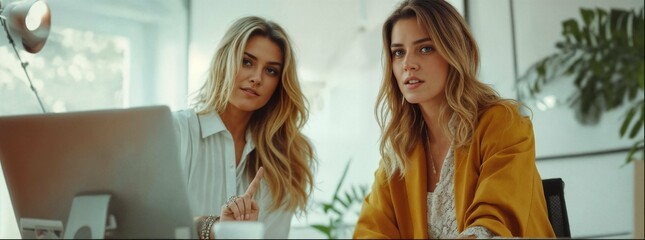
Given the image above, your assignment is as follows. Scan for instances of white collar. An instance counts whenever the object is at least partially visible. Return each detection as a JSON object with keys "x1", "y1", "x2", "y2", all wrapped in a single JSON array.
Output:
[{"x1": 197, "y1": 111, "x2": 255, "y2": 149}]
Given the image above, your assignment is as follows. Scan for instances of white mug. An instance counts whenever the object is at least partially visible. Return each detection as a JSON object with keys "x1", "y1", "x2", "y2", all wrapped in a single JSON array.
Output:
[{"x1": 213, "y1": 222, "x2": 264, "y2": 239}]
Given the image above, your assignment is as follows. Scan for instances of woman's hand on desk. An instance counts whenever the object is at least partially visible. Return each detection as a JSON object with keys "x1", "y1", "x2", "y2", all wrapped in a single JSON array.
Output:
[{"x1": 220, "y1": 167, "x2": 264, "y2": 221}]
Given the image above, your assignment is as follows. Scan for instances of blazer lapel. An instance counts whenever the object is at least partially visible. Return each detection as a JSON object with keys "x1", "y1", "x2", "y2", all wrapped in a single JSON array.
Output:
[{"x1": 405, "y1": 143, "x2": 429, "y2": 238}]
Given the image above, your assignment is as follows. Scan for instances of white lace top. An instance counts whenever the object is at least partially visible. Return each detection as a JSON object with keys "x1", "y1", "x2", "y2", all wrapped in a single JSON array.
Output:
[{"x1": 426, "y1": 146, "x2": 495, "y2": 239}]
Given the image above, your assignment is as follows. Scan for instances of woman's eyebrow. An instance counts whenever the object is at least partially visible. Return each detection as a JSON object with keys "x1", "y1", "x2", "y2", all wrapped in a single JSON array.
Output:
[
  {"x1": 390, "y1": 37, "x2": 433, "y2": 48},
  {"x1": 244, "y1": 52, "x2": 282, "y2": 67}
]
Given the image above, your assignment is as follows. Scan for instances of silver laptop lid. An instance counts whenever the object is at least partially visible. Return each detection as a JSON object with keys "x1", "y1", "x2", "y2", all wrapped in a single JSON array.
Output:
[{"x1": 0, "y1": 106, "x2": 194, "y2": 238}]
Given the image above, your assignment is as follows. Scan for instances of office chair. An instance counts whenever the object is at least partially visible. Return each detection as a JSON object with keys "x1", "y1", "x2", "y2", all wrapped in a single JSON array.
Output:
[{"x1": 542, "y1": 178, "x2": 571, "y2": 238}]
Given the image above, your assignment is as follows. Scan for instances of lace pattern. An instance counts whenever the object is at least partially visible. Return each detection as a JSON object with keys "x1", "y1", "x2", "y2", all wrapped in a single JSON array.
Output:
[
  {"x1": 426, "y1": 146, "x2": 495, "y2": 239},
  {"x1": 459, "y1": 226, "x2": 495, "y2": 239}
]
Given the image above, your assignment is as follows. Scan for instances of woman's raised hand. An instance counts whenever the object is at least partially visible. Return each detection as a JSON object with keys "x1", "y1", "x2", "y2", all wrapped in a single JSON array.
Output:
[{"x1": 220, "y1": 167, "x2": 264, "y2": 221}]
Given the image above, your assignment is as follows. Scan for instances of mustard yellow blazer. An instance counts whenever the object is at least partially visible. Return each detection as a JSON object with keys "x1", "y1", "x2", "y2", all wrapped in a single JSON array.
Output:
[{"x1": 353, "y1": 104, "x2": 555, "y2": 238}]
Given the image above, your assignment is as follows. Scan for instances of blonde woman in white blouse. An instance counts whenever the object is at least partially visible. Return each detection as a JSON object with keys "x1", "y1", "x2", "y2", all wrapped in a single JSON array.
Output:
[{"x1": 173, "y1": 16, "x2": 315, "y2": 239}]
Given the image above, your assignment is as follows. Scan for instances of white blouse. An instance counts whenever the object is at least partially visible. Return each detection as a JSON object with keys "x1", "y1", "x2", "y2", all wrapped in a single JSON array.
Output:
[
  {"x1": 172, "y1": 109, "x2": 292, "y2": 239},
  {"x1": 427, "y1": 146, "x2": 495, "y2": 239}
]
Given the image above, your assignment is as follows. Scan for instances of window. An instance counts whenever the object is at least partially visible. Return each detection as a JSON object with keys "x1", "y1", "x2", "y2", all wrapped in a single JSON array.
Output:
[
  {"x1": 0, "y1": 0, "x2": 187, "y2": 237},
  {"x1": 0, "y1": 28, "x2": 129, "y2": 115}
]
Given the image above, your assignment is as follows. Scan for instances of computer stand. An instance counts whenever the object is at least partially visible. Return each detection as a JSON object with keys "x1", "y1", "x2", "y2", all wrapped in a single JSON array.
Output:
[
  {"x1": 63, "y1": 194, "x2": 115, "y2": 239},
  {"x1": 19, "y1": 194, "x2": 116, "y2": 239}
]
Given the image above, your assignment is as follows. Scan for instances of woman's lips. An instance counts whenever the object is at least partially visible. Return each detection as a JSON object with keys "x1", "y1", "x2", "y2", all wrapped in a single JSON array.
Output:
[
  {"x1": 241, "y1": 88, "x2": 259, "y2": 96},
  {"x1": 404, "y1": 78, "x2": 425, "y2": 89}
]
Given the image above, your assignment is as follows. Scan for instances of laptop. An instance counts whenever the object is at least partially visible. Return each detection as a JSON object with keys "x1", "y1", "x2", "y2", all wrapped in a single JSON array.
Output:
[{"x1": 0, "y1": 106, "x2": 194, "y2": 238}]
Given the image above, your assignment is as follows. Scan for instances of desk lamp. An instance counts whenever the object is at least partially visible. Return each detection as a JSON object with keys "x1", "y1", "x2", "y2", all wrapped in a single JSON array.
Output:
[{"x1": 0, "y1": 0, "x2": 51, "y2": 112}]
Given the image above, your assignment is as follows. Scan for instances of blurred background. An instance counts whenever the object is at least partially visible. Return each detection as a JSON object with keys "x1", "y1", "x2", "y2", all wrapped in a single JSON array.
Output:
[{"x1": 1, "y1": 0, "x2": 643, "y2": 238}]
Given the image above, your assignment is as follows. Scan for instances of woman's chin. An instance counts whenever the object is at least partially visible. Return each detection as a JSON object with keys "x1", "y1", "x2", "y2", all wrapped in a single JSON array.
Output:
[{"x1": 229, "y1": 102, "x2": 264, "y2": 113}]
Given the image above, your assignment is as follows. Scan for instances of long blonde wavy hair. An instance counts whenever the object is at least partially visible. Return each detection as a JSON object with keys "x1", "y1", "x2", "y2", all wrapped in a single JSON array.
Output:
[
  {"x1": 192, "y1": 16, "x2": 315, "y2": 212},
  {"x1": 376, "y1": 0, "x2": 519, "y2": 180}
]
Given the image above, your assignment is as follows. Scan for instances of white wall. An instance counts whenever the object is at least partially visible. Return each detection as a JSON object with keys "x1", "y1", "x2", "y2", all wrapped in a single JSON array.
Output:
[{"x1": 469, "y1": 0, "x2": 643, "y2": 238}]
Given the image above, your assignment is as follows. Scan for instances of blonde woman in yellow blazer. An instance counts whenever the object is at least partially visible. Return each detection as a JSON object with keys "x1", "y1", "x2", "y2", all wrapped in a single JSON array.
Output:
[{"x1": 354, "y1": 0, "x2": 555, "y2": 238}]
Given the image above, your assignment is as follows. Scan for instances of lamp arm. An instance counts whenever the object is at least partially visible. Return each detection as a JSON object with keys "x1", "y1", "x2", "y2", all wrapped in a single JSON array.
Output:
[{"x1": 1, "y1": 17, "x2": 46, "y2": 113}]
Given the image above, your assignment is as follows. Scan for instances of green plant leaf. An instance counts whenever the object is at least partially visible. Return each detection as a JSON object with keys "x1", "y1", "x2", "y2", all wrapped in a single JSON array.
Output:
[
  {"x1": 582, "y1": 26, "x2": 593, "y2": 46},
  {"x1": 536, "y1": 61, "x2": 546, "y2": 76},
  {"x1": 628, "y1": 82, "x2": 638, "y2": 101},
  {"x1": 597, "y1": 8, "x2": 609, "y2": 42},
  {"x1": 332, "y1": 160, "x2": 352, "y2": 200},
  {"x1": 581, "y1": 8, "x2": 595, "y2": 27},
  {"x1": 573, "y1": 68, "x2": 588, "y2": 87},
  {"x1": 322, "y1": 203, "x2": 334, "y2": 214},
  {"x1": 633, "y1": 13, "x2": 644, "y2": 48},
  {"x1": 330, "y1": 207, "x2": 342, "y2": 216},
  {"x1": 344, "y1": 192, "x2": 354, "y2": 204},
  {"x1": 311, "y1": 224, "x2": 333, "y2": 239},
  {"x1": 628, "y1": 106, "x2": 644, "y2": 139},
  {"x1": 638, "y1": 62, "x2": 644, "y2": 90},
  {"x1": 337, "y1": 196, "x2": 349, "y2": 209},
  {"x1": 310, "y1": 159, "x2": 372, "y2": 239},
  {"x1": 565, "y1": 58, "x2": 583, "y2": 75},
  {"x1": 620, "y1": 107, "x2": 637, "y2": 137},
  {"x1": 611, "y1": 9, "x2": 630, "y2": 45},
  {"x1": 562, "y1": 19, "x2": 581, "y2": 43},
  {"x1": 351, "y1": 185, "x2": 360, "y2": 200},
  {"x1": 623, "y1": 139, "x2": 645, "y2": 166}
]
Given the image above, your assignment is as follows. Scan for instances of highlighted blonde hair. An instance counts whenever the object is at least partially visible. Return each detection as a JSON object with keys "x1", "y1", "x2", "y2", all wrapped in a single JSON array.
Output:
[
  {"x1": 376, "y1": 0, "x2": 520, "y2": 180},
  {"x1": 193, "y1": 16, "x2": 314, "y2": 212}
]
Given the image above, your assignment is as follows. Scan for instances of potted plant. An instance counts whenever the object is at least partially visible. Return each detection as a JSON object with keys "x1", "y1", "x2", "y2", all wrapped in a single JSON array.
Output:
[
  {"x1": 310, "y1": 160, "x2": 368, "y2": 239},
  {"x1": 519, "y1": 7, "x2": 643, "y2": 163},
  {"x1": 518, "y1": 7, "x2": 643, "y2": 238}
]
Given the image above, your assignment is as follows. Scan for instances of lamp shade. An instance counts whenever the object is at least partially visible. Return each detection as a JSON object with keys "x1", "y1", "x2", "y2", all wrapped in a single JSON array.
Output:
[{"x1": 0, "y1": 0, "x2": 51, "y2": 53}]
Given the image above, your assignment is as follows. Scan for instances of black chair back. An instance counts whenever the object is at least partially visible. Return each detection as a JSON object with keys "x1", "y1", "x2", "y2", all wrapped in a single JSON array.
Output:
[{"x1": 542, "y1": 178, "x2": 571, "y2": 238}]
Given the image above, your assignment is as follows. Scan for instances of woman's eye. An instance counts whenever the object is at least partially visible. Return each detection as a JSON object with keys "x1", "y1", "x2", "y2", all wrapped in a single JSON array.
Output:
[
  {"x1": 391, "y1": 49, "x2": 405, "y2": 58},
  {"x1": 421, "y1": 46, "x2": 434, "y2": 53},
  {"x1": 243, "y1": 59, "x2": 252, "y2": 66},
  {"x1": 266, "y1": 68, "x2": 279, "y2": 76}
]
